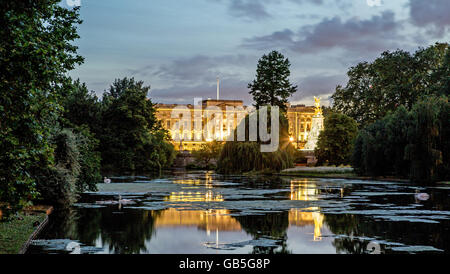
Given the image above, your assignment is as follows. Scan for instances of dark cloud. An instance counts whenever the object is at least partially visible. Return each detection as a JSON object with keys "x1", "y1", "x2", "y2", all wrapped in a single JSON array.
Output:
[
  {"x1": 151, "y1": 54, "x2": 255, "y2": 84},
  {"x1": 127, "y1": 54, "x2": 256, "y2": 88},
  {"x1": 145, "y1": 54, "x2": 256, "y2": 104},
  {"x1": 154, "y1": 55, "x2": 220, "y2": 82},
  {"x1": 290, "y1": 0, "x2": 352, "y2": 11},
  {"x1": 210, "y1": 0, "x2": 273, "y2": 21},
  {"x1": 210, "y1": 0, "x2": 344, "y2": 22},
  {"x1": 292, "y1": 74, "x2": 347, "y2": 100},
  {"x1": 409, "y1": 0, "x2": 450, "y2": 37},
  {"x1": 243, "y1": 11, "x2": 403, "y2": 56},
  {"x1": 228, "y1": 0, "x2": 272, "y2": 21},
  {"x1": 242, "y1": 29, "x2": 296, "y2": 49},
  {"x1": 296, "y1": 14, "x2": 321, "y2": 20},
  {"x1": 150, "y1": 78, "x2": 253, "y2": 105},
  {"x1": 289, "y1": 0, "x2": 324, "y2": 5}
]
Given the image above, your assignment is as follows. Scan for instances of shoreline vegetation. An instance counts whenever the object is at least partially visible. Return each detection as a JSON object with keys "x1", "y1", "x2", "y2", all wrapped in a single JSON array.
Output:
[
  {"x1": 0, "y1": 212, "x2": 47, "y2": 254},
  {"x1": 1, "y1": 3, "x2": 176, "y2": 220},
  {"x1": 278, "y1": 166, "x2": 410, "y2": 183}
]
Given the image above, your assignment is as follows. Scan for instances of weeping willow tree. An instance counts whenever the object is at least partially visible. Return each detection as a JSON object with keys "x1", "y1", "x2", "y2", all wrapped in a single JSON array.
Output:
[
  {"x1": 352, "y1": 95, "x2": 449, "y2": 184},
  {"x1": 217, "y1": 107, "x2": 295, "y2": 174}
]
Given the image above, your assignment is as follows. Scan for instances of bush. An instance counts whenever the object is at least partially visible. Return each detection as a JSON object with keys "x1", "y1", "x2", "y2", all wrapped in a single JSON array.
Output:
[
  {"x1": 35, "y1": 129, "x2": 80, "y2": 207},
  {"x1": 192, "y1": 141, "x2": 223, "y2": 168},
  {"x1": 74, "y1": 126, "x2": 101, "y2": 192},
  {"x1": 315, "y1": 113, "x2": 358, "y2": 166}
]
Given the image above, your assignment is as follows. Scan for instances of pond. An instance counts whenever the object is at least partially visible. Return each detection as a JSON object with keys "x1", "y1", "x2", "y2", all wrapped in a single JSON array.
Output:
[{"x1": 27, "y1": 171, "x2": 450, "y2": 254}]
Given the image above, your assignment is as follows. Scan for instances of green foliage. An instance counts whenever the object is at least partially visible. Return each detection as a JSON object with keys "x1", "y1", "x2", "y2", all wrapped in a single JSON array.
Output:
[
  {"x1": 406, "y1": 96, "x2": 449, "y2": 183},
  {"x1": 192, "y1": 141, "x2": 223, "y2": 168},
  {"x1": 332, "y1": 43, "x2": 449, "y2": 127},
  {"x1": 35, "y1": 129, "x2": 80, "y2": 206},
  {"x1": 315, "y1": 113, "x2": 359, "y2": 166},
  {"x1": 217, "y1": 109, "x2": 295, "y2": 174},
  {"x1": 352, "y1": 120, "x2": 393, "y2": 176},
  {"x1": 353, "y1": 96, "x2": 449, "y2": 184},
  {"x1": 59, "y1": 80, "x2": 102, "y2": 192},
  {"x1": 73, "y1": 126, "x2": 101, "y2": 192},
  {"x1": 431, "y1": 49, "x2": 450, "y2": 96},
  {"x1": 0, "y1": 1, "x2": 83, "y2": 215},
  {"x1": 248, "y1": 51, "x2": 297, "y2": 111},
  {"x1": 60, "y1": 79, "x2": 102, "y2": 131},
  {"x1": 98, "y1": 77, "x2": 175, "y2": 172}
]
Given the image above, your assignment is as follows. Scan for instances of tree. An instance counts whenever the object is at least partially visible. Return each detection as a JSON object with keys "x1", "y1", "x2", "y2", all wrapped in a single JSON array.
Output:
[
  {"x1": 352, "y1": 96, "x2": 449, "y2": 183},
  {"x1": 0, "y1": 1, "x2": 83, "y2": 216},
  {"x1": 60, "y1": 79, "x2": 102, "y2": 131},
  {"x1": 34, "y1": 129, "x2": 80, "y2": 206},
  {"x1": 332, "y1": 43, "x2": 449, "y2": 127},
  {"x1": 217, "y1": 108, "x2": 295, "y2": 174},
  {"x1": 383, "y1": 106, "x2": 413, "y2": 177},
  {"x1": 248, "y1": 51, "x2": 297, "y2": 111},
  {"x1": 60, "y1": 80, "x2": 102, "y2": 192},
  {"x1": 72, "y1": 126, "x2": 101, "y2": 192},
  {"x1": 192, "y1": 141, "x2": 223, "y2": 168},
  {"x1": 99, "y1": 78, "x2": 175, "y2": 172},
  {"x1": 406, "y1": 96, "x2": 449, "y2": 184},
  {"x1": 315, "y1": 113, "x2": 358, "y2": 166},
  {"x1": 431, "y1": 49, "x2": 450, "y2": 96}
]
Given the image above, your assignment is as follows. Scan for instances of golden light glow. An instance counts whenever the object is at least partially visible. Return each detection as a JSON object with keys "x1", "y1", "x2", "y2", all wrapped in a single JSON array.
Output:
[
  {"x1": 314, "y1": 96, "x2": 323, "y2": 116},
  {"x1": 289, "y1": 136, "x2": 294, "y2": 142},
  {"x1": 156, "y1": 100, "x2": 317, "y2": 151},
  {"x1": 289, "y1": 208, "x2": 324, "y2": 241},
  {"x1": 172, "y1": 172, "x2": 213, "y2": 188},
  {"x1": 290, "y1": 180, "x2": 319, "y2": 201},
  {"x1": 153, "y1": 209, "x2": 242, "y2": 232},
  {"x1": 164, "y1": 191, "x2": 224, "y2": 202},
  {"x1": 289, "y1": 180, "x2": 324, "y2": 241}
]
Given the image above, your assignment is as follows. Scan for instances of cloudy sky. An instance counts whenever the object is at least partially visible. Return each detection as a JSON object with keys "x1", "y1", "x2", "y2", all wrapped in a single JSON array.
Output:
[{"x1": 68, "y1": 0, "x2": 450, "y2": 106}]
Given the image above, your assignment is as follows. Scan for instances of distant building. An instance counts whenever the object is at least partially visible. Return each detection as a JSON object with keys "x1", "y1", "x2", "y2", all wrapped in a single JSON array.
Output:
[
  {"x1": 155, "y1": 99, "x2": 317, "y2": 151},
  {"x1": 285, "y1": 103, "x2": 316, "y2": 150}
]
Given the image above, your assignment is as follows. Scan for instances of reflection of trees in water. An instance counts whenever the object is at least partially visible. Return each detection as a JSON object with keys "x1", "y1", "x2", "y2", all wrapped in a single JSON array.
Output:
[
  {"x1": 234, "y1": 212, "x2": 291, "y2": 254},
  {"x1": 39, "y1": 208, "x2": 81, "y2": 240},
  {"x1": 324, "y1": 213, "x2": 450, "y2": 254},
  {"x1": 75, "y1": 208, "x2": 102, "y2": 244},
  {"x1": 323, "y1": 184, "x2": 450, "y2": 254},
  {"x1": 324, "y1": 214, "x2": 367, "y2": 254},
  {"x1": 41, "y1": 207, "x2": 159, "y2": 254},
  {"x1": 239, "y1": 175, "x2": 286, "y2": 190},
  {"x1": 91, "y1": 208, "x2": 157, "y2": 254}
]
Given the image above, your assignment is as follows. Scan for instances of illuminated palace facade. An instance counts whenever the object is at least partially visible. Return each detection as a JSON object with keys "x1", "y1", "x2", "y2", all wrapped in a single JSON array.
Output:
[{"x1": 155, "y1": 99, "x2": 316, "y2": 151}]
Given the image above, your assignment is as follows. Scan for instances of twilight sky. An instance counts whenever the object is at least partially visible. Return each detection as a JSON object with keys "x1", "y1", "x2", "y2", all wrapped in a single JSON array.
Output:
[{"x1": 68, "y1": 0, "x2": 450, "y2": 106}]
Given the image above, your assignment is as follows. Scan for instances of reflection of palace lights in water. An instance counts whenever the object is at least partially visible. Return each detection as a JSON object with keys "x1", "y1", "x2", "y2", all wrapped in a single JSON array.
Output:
[
  {"x1": 153, "y1": 208, "x2": 241, "y2": 234},
  {"x1": 290, "y1": 180, "x2": 319, "y2": 201},
  {"x1": 289, "y1": 209, "x2": 324, "y2": 241},
  {"x1": 164, "y1": 191, "x2": 224, "y2": 202},
  {"x1": 159, "y1": 178, "x2": 325, "y2": 242},
  {"x1": 289, "y1": 180, "x2": 324, "y2": 241},
  {"x1": 173, "y1": 172, "x2": 214, "y2": 188}
]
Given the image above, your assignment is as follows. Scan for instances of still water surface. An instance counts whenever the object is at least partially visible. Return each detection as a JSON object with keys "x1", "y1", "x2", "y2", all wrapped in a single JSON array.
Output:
[{"x1": 28, "y1": 171, "x2": 450, "y2": 254}]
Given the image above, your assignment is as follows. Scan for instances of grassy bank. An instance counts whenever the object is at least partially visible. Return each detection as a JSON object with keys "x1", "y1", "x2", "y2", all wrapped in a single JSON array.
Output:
[
  {"x1": 280, "y1": 171, "x2": 358, "y2": 178},
  {"x1": 0, "y1": 212, "x2": 47, "y2": 254}
]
